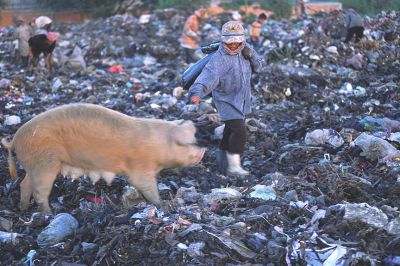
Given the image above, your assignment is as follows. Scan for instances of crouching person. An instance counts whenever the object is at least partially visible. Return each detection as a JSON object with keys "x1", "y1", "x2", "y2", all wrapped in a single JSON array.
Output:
[
  {"x1": 344, "y1": 8, "x2": 364, "y2": 43},
  {"x1": 28, "y1": 31, "x2": 58, "y2": 73},
  {"x1": 189, "y1": 21, "x2": 264, "y2": 176}
]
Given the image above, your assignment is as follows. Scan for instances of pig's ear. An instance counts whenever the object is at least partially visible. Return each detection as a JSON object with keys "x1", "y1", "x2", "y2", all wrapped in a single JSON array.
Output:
[{"x1": 170, "y1": 120, "x2": 196, "y2": 145}]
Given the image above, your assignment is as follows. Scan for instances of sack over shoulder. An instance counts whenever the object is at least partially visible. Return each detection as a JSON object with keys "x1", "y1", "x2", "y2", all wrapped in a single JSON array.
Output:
[
  {"x1": 201, "y1": 41, "x2": 220, "y2": 54},
  {"x1": 182, "y1": 52, "x2": 214, "y2": 90},
  {"x1": 182, "y1": 41, "x2": 220, "y2": 90}
]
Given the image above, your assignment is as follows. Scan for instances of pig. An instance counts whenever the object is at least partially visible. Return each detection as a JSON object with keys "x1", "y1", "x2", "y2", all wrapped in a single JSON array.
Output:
[{"x1": 1, "y1": 103, "x2": 205, "y2": 213}]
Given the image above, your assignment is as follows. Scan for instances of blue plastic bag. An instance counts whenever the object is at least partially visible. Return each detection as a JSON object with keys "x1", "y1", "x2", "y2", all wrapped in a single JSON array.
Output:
[
  {"x1": 182, "y1": 41, "x2": 220, "y2": 90},
  {"x1": 182, "y1": 52, "x2": 215, "y2": 90}
]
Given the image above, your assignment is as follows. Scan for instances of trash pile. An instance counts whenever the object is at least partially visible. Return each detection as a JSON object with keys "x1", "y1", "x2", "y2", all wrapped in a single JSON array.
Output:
[{"x1": 0, "y1": 7, "x2": 400, "y2": 265}]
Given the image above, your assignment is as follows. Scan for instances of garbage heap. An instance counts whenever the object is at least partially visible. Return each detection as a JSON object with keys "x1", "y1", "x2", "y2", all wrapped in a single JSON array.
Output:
[{"x1": 0, "y1": 8, "x2": 399, "y2": 265}]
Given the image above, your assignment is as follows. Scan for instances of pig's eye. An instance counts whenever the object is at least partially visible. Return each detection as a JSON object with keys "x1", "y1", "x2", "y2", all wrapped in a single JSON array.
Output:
[
  {"x1": 177, "y1": 141, "x2": 196, "y2": 147},
  {"x1": 184, "y1": 143, "x2": 195, "y2": 146}
]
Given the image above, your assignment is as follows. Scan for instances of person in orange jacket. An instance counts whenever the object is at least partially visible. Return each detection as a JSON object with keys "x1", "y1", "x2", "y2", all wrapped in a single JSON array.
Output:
[
  {"x1": 180, "y1": 8, "x2": 208, "y2": 64},
  {"x1": 249, "y1": 13, "x2": 267, "y2": 50}
]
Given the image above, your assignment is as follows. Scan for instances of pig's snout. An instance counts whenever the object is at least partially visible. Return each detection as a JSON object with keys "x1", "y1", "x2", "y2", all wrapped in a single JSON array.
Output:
[{"x1": 191, "y1": 147, "x2": 206, "y2": 165}]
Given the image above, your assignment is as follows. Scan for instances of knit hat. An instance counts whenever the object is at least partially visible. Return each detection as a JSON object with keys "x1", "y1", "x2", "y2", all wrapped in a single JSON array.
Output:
[
  {"x1": 14, "y1": 16, "x2": 24, "y2": 23},
  {"x1": 221, "y1": 21, "x2": 245, "y2": 44},
  {"x1": 35, "y1": 16, "x2": 52, "y2": 28}
]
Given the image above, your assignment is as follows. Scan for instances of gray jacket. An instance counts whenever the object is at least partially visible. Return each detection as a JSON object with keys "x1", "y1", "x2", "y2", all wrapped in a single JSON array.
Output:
[
  {"x1": 346, "y1": 11, "x2": 364, "y2": 28},
  {"x1": 189, "y1": 45, "x2": 264, "y2": 121}
]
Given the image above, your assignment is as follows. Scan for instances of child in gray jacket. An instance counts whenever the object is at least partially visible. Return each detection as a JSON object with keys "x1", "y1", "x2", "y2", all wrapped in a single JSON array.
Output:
[{"x1": 189, "y1": 21, "x2": 264, "y2": 176}]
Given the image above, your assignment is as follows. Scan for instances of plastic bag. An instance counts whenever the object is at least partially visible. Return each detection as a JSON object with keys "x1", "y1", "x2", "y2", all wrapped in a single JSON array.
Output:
[
  {"x1": 182, "y1": 53, "x2": 214, "y2": 90},
  {"x1": 0, "y1": 231, "x2": 22, "y2": 245},
  {"x1": 65, "y1": 45, "x2": 86, "y2": 72},
  {"x1": 182, "y1": 41, "x2": 219, "y2": 90},
  {"x1": 200, "y1": 41, "x2": 220, "y2": 54},
  {"x1": 108, "y1": 65, "x2": 124, "y2": 73},
  {"x1": 351, "y1": 132, "x2": 400, "y2": 161},
  {"x1": 304, "y1": 129, "x2": 344, "y2": 148},
  {"x1": 36, "y1": 213, "x2": 79, "y2": 248}
]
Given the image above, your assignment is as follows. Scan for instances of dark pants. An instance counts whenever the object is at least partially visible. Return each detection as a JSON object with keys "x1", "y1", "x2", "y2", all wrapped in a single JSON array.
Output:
[
  {"x1": 17, "y1": 55, "x2": 29, "y2": 68},
  {"x1": 219, "y1": 119, "x2": 247, "y2": 154},
  {"x1": 345, "y1": 26, "x2": 364, "y2": 43},
  {"x1": 30, "y1": 53, "x2": 53, "y2": 73},
  {"x1": 21, "y1": 56, "x2": 29, "y2": 68},
  {"x1": 183, "y1": 47, "x2": 197, "y2": 64}
]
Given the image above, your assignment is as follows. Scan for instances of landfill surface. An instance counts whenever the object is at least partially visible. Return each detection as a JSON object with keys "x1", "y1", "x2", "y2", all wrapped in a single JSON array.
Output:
[{"x1": 0, "y1": 8, "x2": 400, "y2": 266}]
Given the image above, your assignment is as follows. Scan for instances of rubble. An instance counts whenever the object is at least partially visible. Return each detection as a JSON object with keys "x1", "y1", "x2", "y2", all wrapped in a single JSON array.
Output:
[
  {"x1": 304, "y1": 128, "x2": 344, "y2": 147},
  {"x1": 249, "y1": 184, "x2": 277, "y2": 201},
  {"x1": 336, "y1": 202, "x2": 389, "y2": 228},
  {"x1": 351, "y1": 132, "x2": 400, "y2": 161},
  {"x1": 0, "y1": 231, "x2": 22, "y2": 245},
  {"x1": 36, "y1": 213, "x2": 79, "y2": 248},
  {"x1": 3, "y1": 115, "x2": 21, "y2": 126},
  {"x1": 0, "y1": 6, "x2": 399, "y2": 265},
  {"x1": 204, "y1": 188, "x2": 243, "y2": 205}
]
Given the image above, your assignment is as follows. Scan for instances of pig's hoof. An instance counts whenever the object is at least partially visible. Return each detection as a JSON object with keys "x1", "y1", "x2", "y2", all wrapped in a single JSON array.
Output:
[
  {"x1": 39, "y1": 206, "x2": 52, "y2": 214},
  {"x1": 158, "y1": 200, "x2": 175, "y2": 214},
  {"x1": 19, "y1": 203, "x2": 29, "y2": 211}
]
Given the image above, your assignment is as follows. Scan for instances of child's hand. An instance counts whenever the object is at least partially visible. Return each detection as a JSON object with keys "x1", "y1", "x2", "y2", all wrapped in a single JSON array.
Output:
[
  {"x1": 242, "y1": 46, "x2": 253, "y2": 60},
  {"x1": 191, "y1": 96, "x2": 201, "y2": 104}
]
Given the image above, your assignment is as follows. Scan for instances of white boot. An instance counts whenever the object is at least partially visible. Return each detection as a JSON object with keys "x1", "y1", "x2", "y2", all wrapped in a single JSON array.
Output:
[{"x1": 226, "y1": 153, "x2": 249, "y2": 176}]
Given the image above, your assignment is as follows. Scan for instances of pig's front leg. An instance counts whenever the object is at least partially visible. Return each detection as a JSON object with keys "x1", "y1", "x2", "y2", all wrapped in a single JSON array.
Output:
[{"x1": 127, "y1": 172, "x2": 160, "y2": 206}]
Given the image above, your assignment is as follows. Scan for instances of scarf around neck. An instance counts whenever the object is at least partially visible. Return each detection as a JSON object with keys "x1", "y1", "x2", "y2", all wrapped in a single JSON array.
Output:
[{"x1": 222, "y1": 41, "x2": 246, "y2": 55}]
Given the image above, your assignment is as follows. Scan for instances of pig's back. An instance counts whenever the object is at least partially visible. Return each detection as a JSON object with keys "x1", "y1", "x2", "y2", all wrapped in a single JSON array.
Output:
[
  {"x1": 33, "y1": 103, "x2": 132, "y2": 127},
  {"x1": 13, "y1": 104, "x2": 174, "y2": 161},
  {"x1": 14, "y1": 104, "x2": 131, "y2": 141}
]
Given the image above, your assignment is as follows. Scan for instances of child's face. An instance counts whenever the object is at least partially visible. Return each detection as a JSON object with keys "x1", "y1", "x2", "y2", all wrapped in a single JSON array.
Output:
[
  {"x1": 225, "y1": 42, "x2": 241, "y2": 51},
  {"x1": 259, "y1": 18, "x2": 266, "y2": 24}
]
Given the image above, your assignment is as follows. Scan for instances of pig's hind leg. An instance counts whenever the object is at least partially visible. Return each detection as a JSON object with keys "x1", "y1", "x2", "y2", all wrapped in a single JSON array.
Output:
[
  {"x1": 19, "y1": 173, "x2": 33, "y2": 211},
  {"x1": 127, "y1": 173, "x2": 160, "y2": 206},
  {"x1": 29, "y1": 155, "x2": 61, "y2": 213}
]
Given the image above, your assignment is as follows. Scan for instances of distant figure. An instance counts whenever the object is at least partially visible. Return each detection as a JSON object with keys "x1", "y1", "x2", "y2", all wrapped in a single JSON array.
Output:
[
  {"x1": 34, "y1": 16, "x2": 52, "y2": 35},
  {"x1": 294, "y1": 0, "x2": 306, "y2": 18},
  {"x1": 28, "y1": 32, "x2": 58, "y2": 72},
  {"x1": 180, "y1": 8, "x2": 208, "y2": 64},
  {"x1": 13, "y1": 16, "x2": 33, "y2": 67},
  {"x1": 344, "y1": 9, "x2": 364, "y2": 43},
  {"x1": 249, "y1": 13, "x2": 267, "y2": 49}
]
